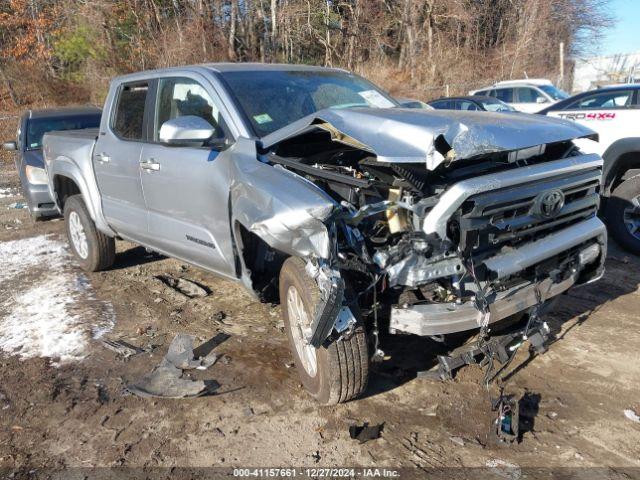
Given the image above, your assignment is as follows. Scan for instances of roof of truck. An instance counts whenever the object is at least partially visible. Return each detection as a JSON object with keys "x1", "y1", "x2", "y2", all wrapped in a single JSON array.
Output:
[
  {"x1": 112, "y1": 63, "x2": 349, "y2": 83},
  {"x1": 205, "y1": 62, "x2": 348, "y2": 73},
  {"x1": 27, "y1": 106, "x2": 101, "y2": 119}
]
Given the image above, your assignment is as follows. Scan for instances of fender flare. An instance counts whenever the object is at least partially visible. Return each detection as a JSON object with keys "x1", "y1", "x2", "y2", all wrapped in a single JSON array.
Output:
[
  {"x1": 49, "y1": 156, "x2": 116, "y2": 236},
  {"x1": 601, "y1": 137, "x2": 640, "y2": 196}
]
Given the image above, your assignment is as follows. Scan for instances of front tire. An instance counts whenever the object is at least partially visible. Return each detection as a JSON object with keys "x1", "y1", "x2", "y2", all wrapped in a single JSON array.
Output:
[
  {"x1": 605, "y1": 175, "x2": 640, "y2": 254},
  {"x1": 64, "y1": 194, "x2": 115, "y2": 271},
  {"x1": 279, "y1": 257, "x2": 369, "y2": 404}
]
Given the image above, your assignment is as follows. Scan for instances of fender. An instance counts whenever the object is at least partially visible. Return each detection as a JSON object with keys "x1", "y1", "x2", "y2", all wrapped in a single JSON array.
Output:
[
  {"x1": 227, "y1": 138, "x2": 337, "y2": 262},
  {"x1": 48, "y1": 155, "x2": 117, "y2": 237},
  {"x1": 601, "y1": 137, "x2": 640, "y2": 196}
]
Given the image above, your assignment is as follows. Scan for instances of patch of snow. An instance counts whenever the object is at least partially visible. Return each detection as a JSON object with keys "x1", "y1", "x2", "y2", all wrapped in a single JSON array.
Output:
[
  {"x1": 0, "y1": 235, "x2": 115, "y2": 364},
  {"x1": 0, "y1": 235, "x2": 67, "y2": 283},
  {"x1": 0, "y1": 187, "x2": 14, "y2": 199}
]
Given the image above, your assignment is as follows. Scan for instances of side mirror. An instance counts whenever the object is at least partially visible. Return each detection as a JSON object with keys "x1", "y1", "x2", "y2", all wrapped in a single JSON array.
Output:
[
  {"x1": 536, "y1": 97, "x2": 548, "y2": 104},
  {"x1": 159, "y1": 116, "x2": 216, "y2": 146},
  {"x1": 2, "y1": 141, "x2": 17, "y2": 151}
]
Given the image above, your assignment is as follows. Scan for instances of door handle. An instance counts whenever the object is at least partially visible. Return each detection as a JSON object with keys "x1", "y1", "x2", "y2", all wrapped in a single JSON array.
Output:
[
  {"x1": 96, "y1": 153, "x2": 110, "y2": 163},
  {"x1": 140, "y1": 158, "x2": 160, "y2": 171}
]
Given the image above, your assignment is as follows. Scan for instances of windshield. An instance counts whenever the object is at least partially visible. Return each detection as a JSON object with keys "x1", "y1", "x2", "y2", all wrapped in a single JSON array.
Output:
[
  {"x1": 539, "y1": 84, "x2": 569, "y2": 100},
  {"x1": 478, "y1": 97, "x2": 516, "y2": 112},
  {"x1": 220, "y1": 70, "x2": 397, "y2": 136},
  {"x1": 26, "y1": 114, "x2": 101, "y2": 150}
]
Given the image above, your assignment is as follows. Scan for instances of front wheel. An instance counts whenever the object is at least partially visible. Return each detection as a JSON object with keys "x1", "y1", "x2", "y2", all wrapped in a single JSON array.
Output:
[
  {"x1": 605, "y1": 175, "x2": 640, "y2": 254},
  {"x1": 279, "y1": 257, "x2": 369, "y2": 404},
  {"x1": 64, "y1": 195, "x2": 116, "y2": 272}
]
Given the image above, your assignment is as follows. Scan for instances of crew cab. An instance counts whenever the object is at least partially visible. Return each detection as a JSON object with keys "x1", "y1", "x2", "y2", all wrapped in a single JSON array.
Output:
[
  {"x1": 540, "y1": 84, "x2": 640, "y2": 253},
  {"x1": 44, "y1": 64, "x2": 606, "y2": 404}
]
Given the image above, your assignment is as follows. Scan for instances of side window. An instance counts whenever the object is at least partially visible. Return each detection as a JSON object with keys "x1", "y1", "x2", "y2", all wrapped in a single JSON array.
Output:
[
  {"x1": 459, "y1": 100, "x2": 479, "y2": 111},
  {"x1": 113, "y1": 82, "x2": 148, "y2": 140},
  {"x1": 475, "y1": 90, "x2": 488, "y2": 96},
  {"x1": 430, "y1": 100, "x2": 451, "y2": 109},
  {"x1": 155, "y1": 77, "x2": 229, "y2": 142},
  {"x1": 567, "y1": 90, "x2": 633, "y2": 109},
  {"x1": 494, "y1": 88, "x2": 513, "y2": 102},
  {"x1": 516, "y1": 87, "x2": 544, "y2": 103}
]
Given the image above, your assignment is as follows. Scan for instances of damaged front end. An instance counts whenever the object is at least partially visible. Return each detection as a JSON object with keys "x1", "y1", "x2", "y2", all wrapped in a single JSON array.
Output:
[{"x1": 252, "y1": 108, "x2": 606, "y2": 348}]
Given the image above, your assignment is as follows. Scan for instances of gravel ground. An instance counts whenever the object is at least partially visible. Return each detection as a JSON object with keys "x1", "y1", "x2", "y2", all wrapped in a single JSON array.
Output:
[{"x1": 0, "y1": 156, "x2": 639, "y2": 479}]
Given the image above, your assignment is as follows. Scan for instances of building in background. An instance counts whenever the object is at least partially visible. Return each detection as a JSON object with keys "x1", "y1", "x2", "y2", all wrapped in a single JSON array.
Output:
[{"x1": 572, "y1": 51, "x2": 640, "y2": 92}]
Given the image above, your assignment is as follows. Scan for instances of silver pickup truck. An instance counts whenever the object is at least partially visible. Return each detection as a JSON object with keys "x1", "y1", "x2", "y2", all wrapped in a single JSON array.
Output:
[{"x1": 44, "y1": 64, "x2": 606, "y2": 404}]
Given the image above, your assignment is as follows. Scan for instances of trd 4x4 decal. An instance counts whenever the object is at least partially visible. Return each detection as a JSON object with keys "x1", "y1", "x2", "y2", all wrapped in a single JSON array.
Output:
[{"x1": 558, "y1": 112, "x2": 616, "y2": 121}]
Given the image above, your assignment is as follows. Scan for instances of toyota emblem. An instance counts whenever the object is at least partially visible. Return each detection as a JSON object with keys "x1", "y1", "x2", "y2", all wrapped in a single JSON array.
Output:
[{"x1": 533, "y1": 189, "x2": 565, "y2": 218}]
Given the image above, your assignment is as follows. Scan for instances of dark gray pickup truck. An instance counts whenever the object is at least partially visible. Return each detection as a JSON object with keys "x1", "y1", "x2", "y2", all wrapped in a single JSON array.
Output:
[
  {"x1": 43, "y1": 64, "x2": 606, "y2": 404},
  {"x1": 2, "y1": 107, "x2": 101, "y2": 219}
]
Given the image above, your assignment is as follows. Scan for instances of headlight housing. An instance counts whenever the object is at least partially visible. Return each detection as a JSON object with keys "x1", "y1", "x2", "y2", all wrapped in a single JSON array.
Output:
[{"x1": 25, "y1": 165, "x2": 48, "y2": 185}]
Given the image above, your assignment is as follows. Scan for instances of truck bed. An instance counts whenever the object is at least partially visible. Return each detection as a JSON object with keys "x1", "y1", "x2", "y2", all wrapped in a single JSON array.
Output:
[{"x1": 43, "y1": 128, "x2": 99, "y2": 167}]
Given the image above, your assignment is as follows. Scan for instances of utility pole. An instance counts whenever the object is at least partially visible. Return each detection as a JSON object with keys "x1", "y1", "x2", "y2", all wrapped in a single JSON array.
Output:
[{"x1": 559, "y1": 41, "x2": 565, "y2": 87}]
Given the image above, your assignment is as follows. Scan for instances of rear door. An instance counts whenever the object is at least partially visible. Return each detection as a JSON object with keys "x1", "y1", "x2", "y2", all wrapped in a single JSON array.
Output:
[
  {"x1": 138, "y1": 75, "x2": 237, "y2": 277},
  {"x1": 513, "y1": 87, "x2": 548, "y2": 113},
  {"x1": 94, "y1": 81, "x2": 150, "y2": 241},
  {"x1": 546, "y1": 89, "x2": 637, "y2": 155},
  {"x1": 493, "y1": 88, "x2": 518, "y2": 110}
]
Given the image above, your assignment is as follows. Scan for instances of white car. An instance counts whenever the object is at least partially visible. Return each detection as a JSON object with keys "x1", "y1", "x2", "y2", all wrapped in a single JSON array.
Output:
[
  {"x1": 470, "y1": 79, "x2": 569, "y2": 113},
  {"x1": 541, "y1": 84, "x2": 640, "y2": 253}
]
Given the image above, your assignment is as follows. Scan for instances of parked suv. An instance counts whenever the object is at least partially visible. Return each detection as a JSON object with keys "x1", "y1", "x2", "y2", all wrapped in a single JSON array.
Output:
[
  {"x1": 540, "y1": 84, "x2": 640, "y2": 253},
  {"x1": 43, "y1": 64, "x2": 606, "y2": 404},
  {"x1": 470, "y1": 79, "x2": 569, "y2": 113},
  {"x1": 429, "y1": 95, "x2": 516, "y2": 112},
  {"x1": 2, "y1": 107, "x2": 101, "y2": 219}
]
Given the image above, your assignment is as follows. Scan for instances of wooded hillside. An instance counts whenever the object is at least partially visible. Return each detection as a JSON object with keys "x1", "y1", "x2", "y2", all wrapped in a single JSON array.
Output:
[{"x1": 0, "y1": 0, "x2": 612, "y2": 108}]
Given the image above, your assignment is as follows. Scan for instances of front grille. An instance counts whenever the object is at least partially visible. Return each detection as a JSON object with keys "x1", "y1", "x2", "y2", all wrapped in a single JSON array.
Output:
[{"x1": 453, "y1": 167, "x2": 601, "y2": 255}]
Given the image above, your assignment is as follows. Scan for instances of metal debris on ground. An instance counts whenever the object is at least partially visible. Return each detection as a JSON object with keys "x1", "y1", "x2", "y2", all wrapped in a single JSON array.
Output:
[
  {"x1": 100, "y1": 339, "x2": 145, "y2": 358},
  {"x1": 155, "y1": 274, "x2": 210, "y2": 298},
  {"x1": 491, "y1": 390, "x2": 519, "y2": 445},
  {"x1": 8, "y1": 202, "x2": 26, "y2": 209},
  {"x1": 126, "y1": 333, "x2": 221, "y2": 398},
  {"x1": 624, "y1": 409, "x2": 640, "y2": 423},
  {"x1": 349, "y1": 422, "x2": 384, "y2": 444}
]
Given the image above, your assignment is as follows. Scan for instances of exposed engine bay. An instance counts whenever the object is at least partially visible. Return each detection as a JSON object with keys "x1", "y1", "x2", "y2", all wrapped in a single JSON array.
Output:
[{"x1": 259, "y1": 121, "x2": 607, "y2": 348}]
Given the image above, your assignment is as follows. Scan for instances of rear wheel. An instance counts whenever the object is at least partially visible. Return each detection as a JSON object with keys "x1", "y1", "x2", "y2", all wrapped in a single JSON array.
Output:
[
  {"x1": 605, "y1": 175, "x2": 640, "y2": 254},
  {"x1": 279, "y1": 257, "x2": 369, "y2": 404},
  {"x1": 64, "y1": 194, "x2": 115, "y2": 271}
]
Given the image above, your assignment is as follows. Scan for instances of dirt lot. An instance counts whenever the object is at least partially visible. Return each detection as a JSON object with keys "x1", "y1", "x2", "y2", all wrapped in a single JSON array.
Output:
[{"x1": 1, "y1": 155, "x2": 639, "y2": 479}]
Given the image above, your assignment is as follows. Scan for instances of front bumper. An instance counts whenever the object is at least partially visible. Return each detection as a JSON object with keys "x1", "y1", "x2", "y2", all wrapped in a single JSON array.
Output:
[
  {"x1": 21, "y1": 180, "x2": 58, "y2": 219},
  {"x1": 389, "y1": 217, "x2": 606, "y2": 336}
]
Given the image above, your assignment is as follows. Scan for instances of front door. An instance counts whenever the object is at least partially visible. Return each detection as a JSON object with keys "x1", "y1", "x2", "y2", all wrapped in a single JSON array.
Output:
[
  {"x1": 139, "y1": 76, "x2": 236, "y2": 277},
  {"x1": 94, "y1": 81, "x2": 150, "y2": 241}
]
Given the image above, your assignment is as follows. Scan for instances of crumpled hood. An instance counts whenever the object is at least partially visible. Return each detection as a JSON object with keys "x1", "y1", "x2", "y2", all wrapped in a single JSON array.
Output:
[{"x1": 260, "y1": 108, "x2": 597, "y2": 170}]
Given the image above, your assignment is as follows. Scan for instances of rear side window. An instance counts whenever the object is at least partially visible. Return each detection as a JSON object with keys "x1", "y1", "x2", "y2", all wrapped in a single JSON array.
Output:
[
  {"x1": 112, "y1": 83, "x2": 148, "y2": 140},
  {"x1": 494, "y1": 88, "x2": 513, "y2": 102},
  {"x1": 567, "y1": 90, "x2": 633, "y2": 109}
]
